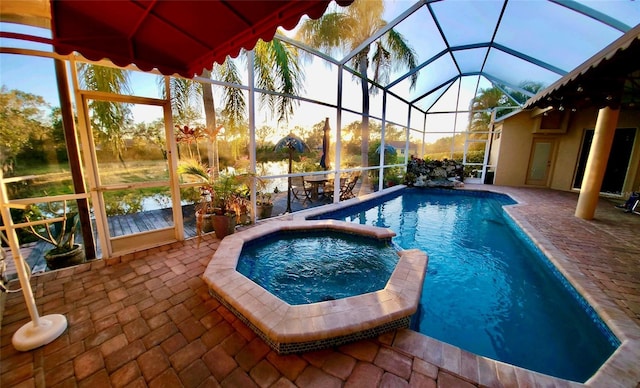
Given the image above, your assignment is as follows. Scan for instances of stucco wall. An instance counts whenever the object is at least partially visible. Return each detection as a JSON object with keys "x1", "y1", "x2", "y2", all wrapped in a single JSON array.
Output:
[
  {"x1": 492, "y1": 107, "x2": 640, "y2": 194},
  {"x1": 616, "y1": 110, "x2": 640, "y2": 193},
  {"x1": 549, "y1": 108, "x2": 598, "y2": 191},
  {"x1": 492, "y1": 113, "x2": 534, "y2": 186}
]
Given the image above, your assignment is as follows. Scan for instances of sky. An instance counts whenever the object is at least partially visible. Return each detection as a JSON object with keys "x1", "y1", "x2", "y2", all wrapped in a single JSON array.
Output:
[
  {"x1": 2, "y1": 0, "x2": 638, "y2": 143},
  {"x1": 0, "y1": 26, "x2": 410, "y2": 137}
]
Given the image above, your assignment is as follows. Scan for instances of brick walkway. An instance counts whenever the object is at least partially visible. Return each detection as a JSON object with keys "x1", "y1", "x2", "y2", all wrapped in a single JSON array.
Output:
[{"x1": 1, "y1": 186, "x2": 639, "y2": 387}]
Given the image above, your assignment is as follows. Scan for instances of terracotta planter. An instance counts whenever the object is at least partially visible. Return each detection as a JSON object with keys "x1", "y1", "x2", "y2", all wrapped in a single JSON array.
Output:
[
  {"x1": 45, "y1": 244, "x2": 85, "y2": 270},
  {"x1": 256, "y1": 204, "x2": 273, "y2": 219},
  {"x1": 212, "y1": 214, "x2": 237, "y2": 239}
]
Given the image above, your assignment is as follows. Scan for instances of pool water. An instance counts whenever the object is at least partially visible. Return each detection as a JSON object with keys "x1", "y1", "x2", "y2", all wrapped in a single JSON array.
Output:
[
  {"x1": 315, "y1": 188, "x2": 618, "y2": 383},
  {"x1": 236, "y1": 230, "x2": 399, "y2": 305}
]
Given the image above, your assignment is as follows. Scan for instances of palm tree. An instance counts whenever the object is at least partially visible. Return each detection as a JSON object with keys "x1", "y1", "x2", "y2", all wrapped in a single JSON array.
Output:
[
  {"x1": 166, "y1": 71, "x2": 222, "y2": 176},
  {"x1": 252, "y1": 39, "x2": 304, "y2": 125},
  {"x1": 166, "y1": 37, "x2": 303, "y2": 175},
  {"x1": 79, "y1": 64, "x2": 132, "y2": 166},
  {"x1": 469, "y1": 86, "x2": 506, "y2": 133},
  {"x1": 296, "y1": 0, "x2": 418, "y2": 173},
  {"x1": 469, "y1": 81, "x2": 545, "y2": 132}
]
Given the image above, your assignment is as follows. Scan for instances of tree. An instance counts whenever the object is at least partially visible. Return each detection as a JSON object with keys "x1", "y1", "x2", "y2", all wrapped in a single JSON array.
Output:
[
  {"x1": 469, "y1": 86, "x2": 506, "y2": 133},
  {"x1": 469, "y1": 81, "x2": 545, "y2": 132},
  {"x1": 132, "y1": 119, "x2": 167, "y2": 159},
  {"x1": 253, "y1": 39, "x2": 304, "y2": 125},
  {"x1": 79, "y1": 64, "x2": 132, "y2": 166},
  {"x1": 297, "y1": 0, "x2": 417, "y2": 172},
  {"x1": 256, "y1": 124, "x2": 276, "y2": 147},
  {"x1": 0, "y1": 86, "x2": 51, "y2": 172},
  {"x1": 165, "y1": 37, "x2": 304, "y2": 174},
  {"x1": 46, "y1": 107, "x2": 68, "y2": 164},
  {"x1": 510, "y1": 81, "x2": 545, "y2": 106}
]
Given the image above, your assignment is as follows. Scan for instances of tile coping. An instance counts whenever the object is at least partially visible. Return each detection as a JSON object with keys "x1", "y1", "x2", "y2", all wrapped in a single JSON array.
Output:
[{"x1": 203, "y1": 219, "x2": 428, "y2": 352}]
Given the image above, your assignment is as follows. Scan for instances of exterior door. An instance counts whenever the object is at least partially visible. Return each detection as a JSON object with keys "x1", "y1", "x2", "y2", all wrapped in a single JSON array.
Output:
[
  {"x1": 573, "y1": 128, "x2": 636, "y2": 194},
  {"x1": 526, "y1": 138, "x2": 555, "y2": 186},
  {"x1": 77, "y1": 93, "x2": 182, "y2": 259}
]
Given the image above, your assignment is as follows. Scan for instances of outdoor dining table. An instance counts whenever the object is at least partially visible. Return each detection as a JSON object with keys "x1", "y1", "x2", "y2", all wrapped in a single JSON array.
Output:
[{"x1": 305, "y1": 175, "x2": 329, "y2": 200}]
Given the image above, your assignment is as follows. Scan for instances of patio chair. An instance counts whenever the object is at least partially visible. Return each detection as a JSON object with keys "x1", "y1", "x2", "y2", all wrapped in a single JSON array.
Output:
[
  {"x1": 324, "y1": 177, "x2": 345, "y2": 200},
  {"x1": 291, "y1": 176, "x2": 312, "y2": 202},
  {"x1": 616, "y1": 191, "x2": 640, "y2": 214},
  {"x1": 340, "y1": 173, "x2": 359, "y2": 200}
]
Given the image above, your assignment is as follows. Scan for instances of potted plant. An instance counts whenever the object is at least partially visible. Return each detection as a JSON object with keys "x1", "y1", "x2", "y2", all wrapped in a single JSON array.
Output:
[
  {"x1": 178, "y1": 159, "x2": 249, "y2": 240},
  {"x1": 24, "y1": 201, "x2": 85, "y2": 270},
  {"x1": 233, "y1": 189, "x2": 251, "y2": 225},
  {"x1": 209, "y1": 173, "x2": 242, "y2": 239},
  {"x1": 256, "y1": 191, "x2": 274, "y2": 219}
]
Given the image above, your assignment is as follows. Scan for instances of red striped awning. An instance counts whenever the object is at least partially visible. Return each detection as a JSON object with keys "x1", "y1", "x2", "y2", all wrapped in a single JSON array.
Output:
[{"x1": 50, "y1": 0, "x2": 353, "y2": 78}]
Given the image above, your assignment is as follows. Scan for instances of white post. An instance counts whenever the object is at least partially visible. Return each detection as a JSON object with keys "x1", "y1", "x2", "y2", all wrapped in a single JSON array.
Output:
[
  {"x1": 334, "y1": 66, "x2": 344, "y2": 202},
  {"x1": 248, "y1": 51, "x2": 257, "y2": 222},
  {"x1": 379, "y1": 91, "x2": 387, "y2": 192},
  {"x1": 0, "y1": 171, "x2": 67, "y2": 351}
]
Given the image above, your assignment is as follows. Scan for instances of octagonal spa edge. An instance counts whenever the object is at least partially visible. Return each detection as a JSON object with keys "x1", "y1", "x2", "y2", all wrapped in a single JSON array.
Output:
[{"x1": 203, "y1": 219, "x2": 428, "y2": 354}]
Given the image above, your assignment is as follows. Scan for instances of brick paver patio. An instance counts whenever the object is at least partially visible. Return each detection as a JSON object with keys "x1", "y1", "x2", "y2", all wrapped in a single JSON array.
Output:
[{"x1": 1, "y1": 185, "x2": 639, "y2": 387}]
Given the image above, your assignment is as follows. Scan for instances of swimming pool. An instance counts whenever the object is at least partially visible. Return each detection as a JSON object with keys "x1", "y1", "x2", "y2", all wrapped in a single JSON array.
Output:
[{"x1": 312, "y1": 188, "x2": 619, "y2": 383}]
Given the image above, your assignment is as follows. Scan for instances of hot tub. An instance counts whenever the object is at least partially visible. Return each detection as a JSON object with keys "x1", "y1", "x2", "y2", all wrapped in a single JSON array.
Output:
[{"x1": 203, "y1": 220, "x2": 428, "y2": 354}]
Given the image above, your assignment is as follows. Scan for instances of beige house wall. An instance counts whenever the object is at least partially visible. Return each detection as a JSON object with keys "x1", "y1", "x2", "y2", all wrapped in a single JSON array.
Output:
[
  {"x1": 491, "y1": 107, "x2": 640, "y2": 195},
  {"x1": 492, "y1": 113, "x2": 535, "y2": 186}
]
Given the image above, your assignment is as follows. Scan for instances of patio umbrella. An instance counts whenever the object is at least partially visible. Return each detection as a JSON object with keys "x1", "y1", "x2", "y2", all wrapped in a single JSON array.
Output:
[
  {"x1": 376, "y1": 143, "x2": 397, "y2": 154},
  {"x1": 320, "y1": 118, "x2": 331, "y2": 170},
  {"x1": 274, "y1": 134, "x2": 311, "y2": 213}
]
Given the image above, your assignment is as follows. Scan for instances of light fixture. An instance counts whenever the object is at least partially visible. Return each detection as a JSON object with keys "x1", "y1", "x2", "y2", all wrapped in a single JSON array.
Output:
[{"x1": 576, "y1": 86, "x2": 584, "y2": 92}]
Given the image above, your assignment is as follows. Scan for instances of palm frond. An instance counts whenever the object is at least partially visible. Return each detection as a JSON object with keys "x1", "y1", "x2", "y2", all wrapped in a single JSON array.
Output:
[
  {"x1": 386, "y1": 29, "x2": 418, "y2": 90},
  {"x1": 79, "y1": 64, "x2": 132, "y2": 94},
  {"x1": 371, "y1": 41, "x2": 392, "y2": 86},
  {"x1": 269, "y1": 40, "x2": 304, "y2": 123},
  {"x1": 254, "y1": 44, "x2": 279, "y2": 122},
  {"x1": 176, "y1": 159, "x2": 212, "y2": 184},
  {"x1": 170, "y1": 78, "x2": 202, "y2": 120},
  {"x1": 218, "y1": 60, "x2": 246, "y2": 131},
  {"x1": 296, "y1": 13, "x2": 349, "y2": 53},
  {"x1": 253, "y1": 39, "x2": 304, "y2": 124}
]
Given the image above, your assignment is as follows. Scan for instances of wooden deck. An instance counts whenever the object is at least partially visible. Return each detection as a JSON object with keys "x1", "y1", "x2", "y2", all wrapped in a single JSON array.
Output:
[{"x1": 106, "y1": 204, "x2": 197, "y2": 238}]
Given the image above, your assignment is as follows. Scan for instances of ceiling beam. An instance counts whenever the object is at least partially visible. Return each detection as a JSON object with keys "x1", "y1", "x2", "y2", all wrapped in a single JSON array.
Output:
[
  {"x1": 492, "y1": 43, "x2": 567, "y2": 76},
  {"x1": 549, "y1": 0, "x2": 631, "y2": 33}
]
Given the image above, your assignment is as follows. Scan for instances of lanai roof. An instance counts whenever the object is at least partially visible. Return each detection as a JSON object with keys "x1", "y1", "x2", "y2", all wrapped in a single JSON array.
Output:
[
  {"x1": 334, "y1": 0, "x2": 639, "y2": 114},
  {"x1": 524, "y1": 24, "x2": 640, "y2": 111},
  {"x1": 2, "y1": 0, "x2": 639, "y2": 114}
]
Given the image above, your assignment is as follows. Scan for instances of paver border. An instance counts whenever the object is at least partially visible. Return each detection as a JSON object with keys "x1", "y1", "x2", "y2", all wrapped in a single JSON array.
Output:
[{"x1": 203, "y1": 219, "x2": 428, "y2": 354}]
